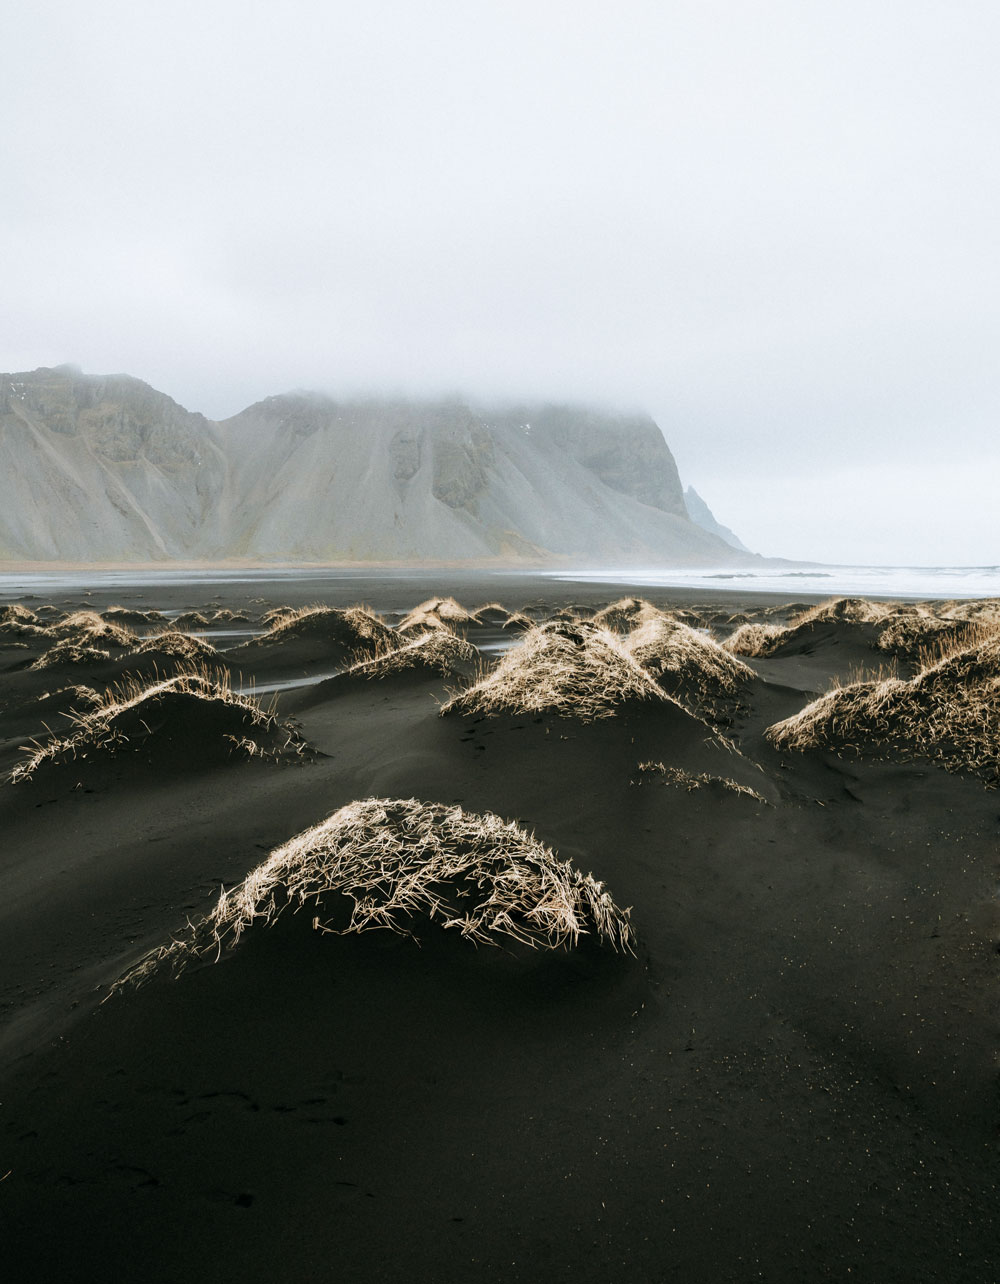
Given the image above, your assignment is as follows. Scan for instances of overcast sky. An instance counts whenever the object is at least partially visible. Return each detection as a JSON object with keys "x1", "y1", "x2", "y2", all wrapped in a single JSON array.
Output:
[{"x1": 3, "y1": 0, "x2": 998, "y2": 565}]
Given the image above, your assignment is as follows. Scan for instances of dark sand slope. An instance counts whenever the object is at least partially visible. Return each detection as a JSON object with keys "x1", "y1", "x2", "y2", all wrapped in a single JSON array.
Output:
[{"x1": 0, "y1": 590, "x2": 998, "y2": 1283}]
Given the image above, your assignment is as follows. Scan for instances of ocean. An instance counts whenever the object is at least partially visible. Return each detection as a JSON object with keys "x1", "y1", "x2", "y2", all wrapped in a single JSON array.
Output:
[
  {"x1": 553, "y1": 564, "x2": 1000, "y2": 600},
  {"x1": 0, "y1": 563, "x2": 998, "y2": 602}
]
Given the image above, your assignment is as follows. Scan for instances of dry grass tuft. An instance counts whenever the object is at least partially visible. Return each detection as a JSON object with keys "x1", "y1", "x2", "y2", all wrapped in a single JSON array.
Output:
[
  {"x1": 722, "y1": 622, "x2": 786, "y2": 657},
  {"x1": 258, "y1": 604, "x2": 394, "y2": 651},
  {"x1": 622, "y1": 608, "x2": 753, "y2": 707},
  {"x1": 592, "y1": 598, "x2": 653, "y2": 633},
  {"x1": 826, "y1": 661, "x2": 899, "y2": 692},
  {"x1": 261, "y1": 606, "x2": 296, "y2": 628},
  {"x1": 470, "y1": 601, "x2": 532, "y2": 630},
  {"x1": 874, "y1": 613, "x2": 964, "y2": 662},
  {"x1": 103, "y1": 606, "x2": 167, "y2": 627},
  {"x1": 767, "y1": 631, "x2": 1000, "y2": 784},
  {"x1": 789, "y1": 597, "x2": 895, "y2": 627},
  {"x1": 30, "y1": 640, "x2": 112, "y2": 670},
  {"x1": 724, "y1": 598, "x2": 896, "y2": 659},
  {"x1": 635, "y1": 761, "x2": 768, "y2": 803},
  {"x1": 935, "y1": 598, "x2": 1000, "y2": 624},
  {"x1": 173, "y1": 611, "x2": 211, "y2": 629},
  {"x1": 913, "y1": 619, "x2": 1000, "y2": 671},
  {"x1": 49, "y1": 684, "x2": 102, "y2": 710},
  {"x1": 114, "y1": 798, "x2": 636, "y2": 988},
  {"x1": 1, "y1": 604, "x2": 41, "y2": 630},
  {"x1": 397, "y1": 597, "x2": 478, "y2": 633},
  {"x1": 346, "y1": 630, "x2": 478, "y2": 681},
  {"x1": 44, "y1": 610, "x2": 135, "y2": 647},
  {"x1": 130, "y1": 631, "x2": 220, "y2": 661},
  {"x1": 207, "y1": 608, "x2": 250, "y2": 623},
  {"x1": 10, "y1": 664, "x2": 305, "y2": 784},
  {"x1": 440, "y1": 621, "x2": 667, "y2": 721}
]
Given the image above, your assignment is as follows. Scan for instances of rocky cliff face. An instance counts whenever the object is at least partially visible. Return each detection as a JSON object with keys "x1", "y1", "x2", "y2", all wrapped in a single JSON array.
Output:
[
  {"x1": 0, "y1": 366, "x2": 748, "y2": 566},
  {"x1": 684, "y1": 486, "x2": 750, "y2": 553},
  {"x1": 0, "y1": 366, "x2": 227, "y2": 560}
]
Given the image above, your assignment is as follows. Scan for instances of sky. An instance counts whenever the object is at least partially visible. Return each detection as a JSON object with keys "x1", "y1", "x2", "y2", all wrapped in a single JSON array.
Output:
[{"x1": 3, "y1": 0, "x2": 998, "y2": 566}]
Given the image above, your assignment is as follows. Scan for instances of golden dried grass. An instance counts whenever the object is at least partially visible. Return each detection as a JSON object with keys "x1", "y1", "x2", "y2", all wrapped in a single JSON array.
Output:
[
  {"x1": 623, "y1": 609, "x2": 753, "y2": 703},
  {"x1": 10, "y1": 664, "x2": 302, "y2": 784},
  {"x1": 103, "y1": 606, "x2": 167, "y2": 626},
  {"x1": 470, "y1": 602, "x2": 533, "y2": 631},
  {"x1": 440, "y1": 621, "x2": 666, "y2": 721},
  {"x1": 767, "y1": 631, "x2": 1000, "y2": 784},
  {"x1": 397, "y1": 597, "x2": 478, "y2": 633},
  {"x1": 260, "y1": 604, "x2": 394, "y2": 651},
  {"x1": 130, "y1": 631, "x2": 220, "y2": 661},
  {"x1": 115, "y1": 797, "x2": 636, "y2": 986},
  {"x1": 592, "y1": 597, "x2": 652, "y2": 633},
  {"x1": 30, "y1": 640, "x2": 112, "y2": 670},
  {"x1": 789, "y1": 597, "x2": 895, "y2": 627},
  {"x1": 44, "y1": 610, "x2": 134, "y2": 647},
  {"x1": 874, "y1": 613, "x2": 962, "y2": 661},
  {"x1": 936, "y1": 598, "x2": 1000, "y2": 624},
  {"x1": 722, "y1": 622, "x2": 786, "y2": 657},
  {"x1": 914, "y1": 619, "x2": 1000, "y2": 671},
  {"x1": 635, "y1": 761, "x2": 768, "y2": 803},
  {"x1": 346, "y1": 629, "x2": 478, "y2": 681},
  {"x1": 0, "y1": 604, "x2": 41, "y2": 630},
  {"x1": 48, "y1": 684, "x2": 102, "y2": 710},
  {"x1": 207, "y1": 608, "x2": 249, "y2": 623},
  {"x1": 724, "y1": 598, "x2": 897, "y2": 659}
]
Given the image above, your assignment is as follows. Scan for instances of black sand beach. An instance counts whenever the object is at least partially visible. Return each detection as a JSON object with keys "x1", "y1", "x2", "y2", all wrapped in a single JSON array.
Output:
[{"x1": 0, "y1": 573, "x2": 997, "y2": 1282}]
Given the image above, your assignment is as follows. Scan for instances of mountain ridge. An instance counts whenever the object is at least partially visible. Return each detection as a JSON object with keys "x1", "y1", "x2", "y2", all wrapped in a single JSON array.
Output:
[
  {"x1": 0, "y1": 366, "x2": 755, "y2": 566},
  {"x1": 684, "y1": 485, "x2": 750, "y2": 553}
]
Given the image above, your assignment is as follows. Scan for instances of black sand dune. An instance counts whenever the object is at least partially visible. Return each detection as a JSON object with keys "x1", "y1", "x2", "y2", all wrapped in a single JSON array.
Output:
[{"x1": 0, "y1": 580, "x2": 998, "y2": 1283}]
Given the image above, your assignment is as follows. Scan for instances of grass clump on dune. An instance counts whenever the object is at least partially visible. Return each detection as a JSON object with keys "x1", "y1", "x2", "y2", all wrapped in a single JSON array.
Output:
[
  {"x1": 877, "y1": 615, "x2": 1000, "y2": 668},
  {"x1": 103, "y1": 606, "x2": 167, "y2": 627},
  {"x1": 2, "y1": 613, "x2": 49, "y2": 641},
  {"x1": 722, "y1": 622, "x2": 786, "y2": 657},
  {"x1": 130, "y1": 631, "x2": 220, "y2": 662},
  {"x1": 10, "y1": 665, "x2": 306, "y2": 784},
  {"x1": 790, "y1": 597, "x2": 894, "y2": 627},
  {"x1": 440, "y1": 621, "x2": 667, "y2": 722},
  {"x1": 346, "y1": 629, "x2": 478, "y2": 680},
  {"x1": 257, "y1": 604, "x2": 394, "y2": 651},
  {"x1": 44, "y1": 610, "x2": 135, "y2": 648},
  {"x1": 399, "y1": 599, "x2": 531, "y2": 634},
  {"x1": 0, "y1": 604, "x2": 45, "y2": 636},
  {"x1": 260, "y1": 606, "x2": 295, "y2": 628},
  {"x1": 875, "y1": 614, "x2": 967, "y2": 662},
  {"x1": 724, "y1": 598, "x2": 895, "y2": 658},
  {"x1": 206, "y1": 608, "x2": 249, "y2": 623},
  {"x1": 30, "y1": 639, "x2": 112, "y2": 670},
  {"x1": 635, "y1": 761, "x2": 768, "y2": 803},
  {"x1": 398, "y1": 597, "x2": 478, "y2": 633},
  {"x1": 470, "y1": 601, "x2": 532, "y2": 631},
  {"x1": 767, "y1": 632, "x2": 1000, "y2": 784},
  {"x1": 46, "y1": 684, "x2": 102, "y2": 710},
  {"x1": 592, "y1": 597, "x2": 652, "y2": 633},
  {"x1": 173, "y1": 610, "x2": 211, "y2": 629},
  {"x1": 935, "y1": 598, "x2": 1000, "y2": 624},
  {"x1": 622, "y1": 608, "x2": 753, "y2": 706},
  {"x1": 116, "y1": 798, "x2": 636, "y2": 987}
]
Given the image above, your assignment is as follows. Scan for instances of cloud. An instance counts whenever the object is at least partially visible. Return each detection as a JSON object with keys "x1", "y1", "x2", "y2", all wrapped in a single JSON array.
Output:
[{"x1": 3, "y1": 0, "x2": 998, "y2": 564}]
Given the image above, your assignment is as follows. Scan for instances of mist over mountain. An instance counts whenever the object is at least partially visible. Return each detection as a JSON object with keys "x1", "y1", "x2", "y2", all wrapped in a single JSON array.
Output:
[
  {"x1": 684, "y1": 486, "x2": 750, "y2": 553},
  {"x1": 0, "y1": 366, "x2": 752, "y2": 566}
]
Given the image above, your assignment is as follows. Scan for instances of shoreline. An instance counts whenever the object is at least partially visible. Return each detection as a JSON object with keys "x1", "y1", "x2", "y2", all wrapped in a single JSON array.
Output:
[{"x1": 2, "y1": 562, "x2": 997, "y2": 607}]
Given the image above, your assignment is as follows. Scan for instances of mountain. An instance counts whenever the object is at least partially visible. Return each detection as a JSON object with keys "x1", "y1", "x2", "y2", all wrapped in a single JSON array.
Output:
[
  {"x1": 684, "y1": 486, "x2": 750, "y2": 554},
  {"x1": 0, "y1": 366, "x2": 754, "y2": 566}
]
